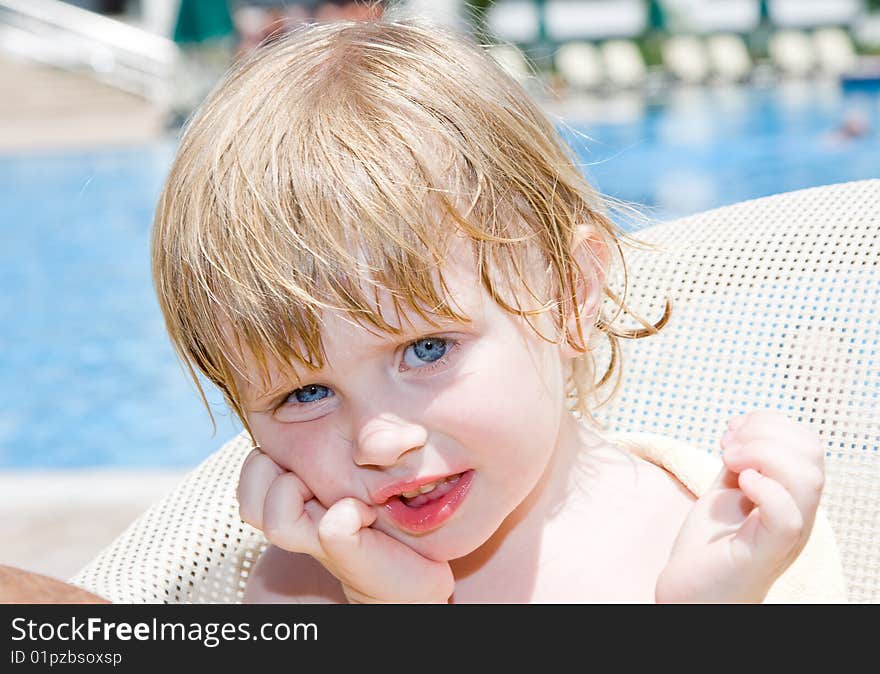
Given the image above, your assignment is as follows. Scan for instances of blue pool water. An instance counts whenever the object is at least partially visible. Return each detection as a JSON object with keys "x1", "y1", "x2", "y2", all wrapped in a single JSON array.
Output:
[{"x1": 2, "y1": 82, "x2": 879, "y2": 468}]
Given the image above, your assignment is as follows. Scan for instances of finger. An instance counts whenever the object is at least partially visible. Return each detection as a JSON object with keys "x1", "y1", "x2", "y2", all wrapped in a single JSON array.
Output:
[
  {"x1": 726, "y1": 414, "x2": 748, "y2": 431},
  {"x1": 262, "y1": 472, "x2": 322, "y2": 557},
  {"x1": 721, "y1": 439, "x2": 824, "y2": 516},
  {"x1": 316, "y1": 499, "x2": 381, "y2": 596},
  {"x1": 734, "y1": 469, "x2": 804, "y2": 563},
  {"x1": 721, "y1": 438, "x2": 791, "y2": 477},
  {"x1": 303, "y1": 497, "x2": 329, "y2": 524},
  {"x1": 237, "y1": 450, "x2": 284, "y2": 528},
  {"x1": 723, "y1": 415, "x2": 821, "y2": 459},
  {"x1": 707, "y1": 464, "x2": 740, "y2": 492},
  {"x1": 241, "y1": 447, "x2": 262, "y2": 470},
  {"x1": 316, "y1": 498, "x2": 377, "y2": 555},
  {"x1": 317, "y1": 499, "x2": 452, "y2": 603}
]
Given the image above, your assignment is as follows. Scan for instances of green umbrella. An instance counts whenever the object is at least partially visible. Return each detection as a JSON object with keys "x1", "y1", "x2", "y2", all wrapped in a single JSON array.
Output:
[
  {"x1": 173, "y1": 0, "x2": 234, "y2": 45},
  {"x1": 760, "y1": 0, "x2": 770, "y2": 21},
  {"x1": 648, "y1": 0, "x2": 665, "y2": 32}
]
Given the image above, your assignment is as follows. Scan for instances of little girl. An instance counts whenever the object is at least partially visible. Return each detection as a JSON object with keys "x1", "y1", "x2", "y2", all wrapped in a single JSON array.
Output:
[{"x1": 151, "y1": 18, "x2": 845, "y2": 603}]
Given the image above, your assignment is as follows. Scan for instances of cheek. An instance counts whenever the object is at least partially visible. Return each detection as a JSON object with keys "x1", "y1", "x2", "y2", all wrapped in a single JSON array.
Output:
[
  {"x1": 422, "y1": 338, "x2": 563, "y2": 455},
  {"x1": 248, "y1": 417, "x2": 353, "y2": 503}
]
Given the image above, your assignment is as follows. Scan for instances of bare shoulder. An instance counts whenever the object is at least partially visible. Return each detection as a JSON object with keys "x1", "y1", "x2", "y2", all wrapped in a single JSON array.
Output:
[
  {"x1": 584, "y1": 440, "x2": 697, "y2": 507},
  {"x1": 243, "y1": 545, "x2": 346, "y2": 604},
  {"x1": 580, "y1": 441, "x2": 697, "y2": 545}
]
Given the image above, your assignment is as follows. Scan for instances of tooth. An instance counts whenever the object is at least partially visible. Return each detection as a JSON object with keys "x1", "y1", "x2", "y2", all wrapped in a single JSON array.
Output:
[
  {"x1": 418, "y1": 482, "x2": 438, "y2": 494},
  {"x1": 401, "y1": 489, "x2": 420, "y2": 498}
]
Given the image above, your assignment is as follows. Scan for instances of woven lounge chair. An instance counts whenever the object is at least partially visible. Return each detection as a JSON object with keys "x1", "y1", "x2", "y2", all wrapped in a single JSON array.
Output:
[
  {"x1": 769, "y1": 29, "x2": 817, "y2": 79},
  {"x1": 813, "y1": 27, "x2": 858, "y2": 78},
  {"x1": 662, "y1": 35, "x2": 711, "y2": 85},
  {"x1": 71, "y1": 180, "x2": 880, "y2": 603},
  {"x1": 706, "y1": 33, "x2": 752, "y2": 83},
  {"x1": 555, "y1": 40, "x2": 604, "y2": 91},
  {"x1": 600, "y1": 39, "x2": 647, "y2": 90}
]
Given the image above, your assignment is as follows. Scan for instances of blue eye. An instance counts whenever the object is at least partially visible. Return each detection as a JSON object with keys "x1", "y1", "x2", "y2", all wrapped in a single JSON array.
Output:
[
  {"x1": 290, "y1": 384, "x2": 332, "y2": 404},
  {"x1": 403, "y1": 337, "x2": 449, "y2": 368}
]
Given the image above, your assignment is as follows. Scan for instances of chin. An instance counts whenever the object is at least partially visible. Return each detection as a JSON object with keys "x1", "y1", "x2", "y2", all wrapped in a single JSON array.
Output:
[{"x1": 405, "y1": 522, "x2": 498, "y2": 563}]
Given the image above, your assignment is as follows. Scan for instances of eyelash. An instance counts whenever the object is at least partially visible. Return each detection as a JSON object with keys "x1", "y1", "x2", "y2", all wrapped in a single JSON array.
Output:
[
  {"x1": 399, "y1": 336, "x2": 460, "y2": 374},
  {"x1": 279, "y1": 336, "x2": 461, "y2": 408}
]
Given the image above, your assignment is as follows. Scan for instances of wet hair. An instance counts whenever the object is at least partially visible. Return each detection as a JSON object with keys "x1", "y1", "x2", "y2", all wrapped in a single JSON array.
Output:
[{"x1": 151, "y1": 18, "x2": 667, "y2": 435}]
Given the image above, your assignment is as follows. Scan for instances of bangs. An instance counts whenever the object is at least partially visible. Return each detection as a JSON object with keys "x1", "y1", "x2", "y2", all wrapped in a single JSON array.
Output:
[
  {"x1": 167, "y1": 31, "x2": 572, "y2": 394},
  {"x1": 152, "y1": 19, "x2": 643, "y2": 428}
]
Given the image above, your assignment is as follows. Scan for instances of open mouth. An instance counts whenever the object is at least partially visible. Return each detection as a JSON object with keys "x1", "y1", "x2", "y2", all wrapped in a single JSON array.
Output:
[
  {"x1": 383, "y1": 470, "x2": 474, "y2": 535},
  {"x1": 396, "y1": 472, "x2": 464, "y2": 508}
]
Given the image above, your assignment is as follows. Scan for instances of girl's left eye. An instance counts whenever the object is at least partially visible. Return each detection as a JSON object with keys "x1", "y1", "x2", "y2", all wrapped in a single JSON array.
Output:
[
  {"x1": 288, "y1": 384, "x2": 332, "y2": 404},
  {"x1": 401, "y1": 337, "x2": 455, "y2": 371}
]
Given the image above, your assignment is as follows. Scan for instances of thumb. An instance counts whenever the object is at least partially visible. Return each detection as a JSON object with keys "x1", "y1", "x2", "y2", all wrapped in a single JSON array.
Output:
[{"x1": 317, "y1": 499, "x2": 453, "y2": 603}]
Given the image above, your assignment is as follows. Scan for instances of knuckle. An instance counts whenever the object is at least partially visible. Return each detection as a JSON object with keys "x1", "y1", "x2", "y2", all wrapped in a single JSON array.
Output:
[
  {"x1": 726, "y1": 439, "x2": 756, "y2": 463},
  {"x1": 237, "y1": 487, "x2": 257, "y2": 516},
  {"x1": 807, "y1": 466, "x2": 825, "y2": 494},
  {"x1": 260, "y1": 477, "x2": 294, "y2": 535},
  {"x1": 240, "y1": 450, "x2": 263, "y2": 474},
  {"x1": 778, "y1": 509, "x2": 805, "y2": 541},
  {"x1": 242, "y1": 446, "x2": 262, "y2": 468},
  {"x1": 808, "y1": 438, "x2": 826, "y2": 463},
  {"x1": 238, "y1": 504, "x2": 257, "y2": 528},
  {"x1": 317, "y1": 507, "x2": 353, "y2": 545},
  {"x1": 261, "y1": 511, "x2": 284, "y2": 542},
  {"x1": 263, "y1": 525, "x2": 293, "y2": 549}
]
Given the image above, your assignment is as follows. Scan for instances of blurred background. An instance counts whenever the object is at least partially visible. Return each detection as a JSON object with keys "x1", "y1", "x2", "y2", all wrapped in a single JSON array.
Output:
[{"x1": 1, "y1": 0, "x2": 879, "y2": 581}]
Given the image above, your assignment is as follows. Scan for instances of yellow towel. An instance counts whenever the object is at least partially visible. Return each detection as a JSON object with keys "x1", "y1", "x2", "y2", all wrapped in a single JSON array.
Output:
[{"x1": 606, "y1": 431, "x2": 848, "y2": 603}]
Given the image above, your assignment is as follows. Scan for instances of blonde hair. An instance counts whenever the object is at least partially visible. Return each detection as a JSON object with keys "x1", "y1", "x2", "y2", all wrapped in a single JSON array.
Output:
[{"x1": 151, "y1": 18, "x2": 666, "y2": 435}]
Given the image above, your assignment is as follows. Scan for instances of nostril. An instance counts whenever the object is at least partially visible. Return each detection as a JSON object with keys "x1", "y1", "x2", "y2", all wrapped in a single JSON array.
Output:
[{"x1": 354, "y1": 415, "x2": 428, "y2": 466}]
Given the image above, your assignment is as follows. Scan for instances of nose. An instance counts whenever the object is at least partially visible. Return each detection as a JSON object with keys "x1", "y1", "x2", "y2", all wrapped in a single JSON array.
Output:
[{"x1": 353, "y1": 412, "x2": 428, "y2": 468}]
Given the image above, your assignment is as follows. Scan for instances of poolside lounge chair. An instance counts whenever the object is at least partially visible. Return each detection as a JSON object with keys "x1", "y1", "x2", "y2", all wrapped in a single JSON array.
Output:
[
  {"x1": 812, "y1": 27, "x2": 858, "y2": 78},
  {"x1": 706, "y1": 33, "x2": 753, "y2": 83},
  {"x1": 600, "y1": 39, "x2": 647, "y2": 89},
  {"x1": 71, "y1": 180, "x2": 880, "y2": 604},
  {"x1": 486, "y1": 43, "x2": 532, "y2": 84},
  {"x1": 769, "y1": 29, "x2": 816, "y2": 78},
  {"x1": 662, "y1": 35, "x2": 711, "y2": 85},
  {"x1": 555, "y1": 40, "x2": 604, "y2": 91}
]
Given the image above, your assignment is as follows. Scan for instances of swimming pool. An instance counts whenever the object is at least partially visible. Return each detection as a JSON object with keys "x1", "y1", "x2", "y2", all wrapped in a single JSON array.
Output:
[{"x1": 2, "y1": 81, "x2": 878, "y2": 468}]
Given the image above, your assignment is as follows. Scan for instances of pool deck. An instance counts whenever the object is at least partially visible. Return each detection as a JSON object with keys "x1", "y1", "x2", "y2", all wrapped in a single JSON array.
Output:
[
  {"x1": 0, "y1": 56, "x2": 167, "y2": 152},
  {"x1": 0, "y1": 470, "x2": 190, "y2": 584},
  {"x1": 1, "y1": 55, "x2": 181, "y2": 589}
]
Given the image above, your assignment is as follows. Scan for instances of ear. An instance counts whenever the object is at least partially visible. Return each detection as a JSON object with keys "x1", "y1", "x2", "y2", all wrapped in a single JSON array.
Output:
[{"x1": 560, "y1": 224, "x2": 609, "y2": 359}]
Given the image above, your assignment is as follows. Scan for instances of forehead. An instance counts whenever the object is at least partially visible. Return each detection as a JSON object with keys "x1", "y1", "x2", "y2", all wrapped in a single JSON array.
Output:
[
  {"x1": 329, "y1": 240, "x2": 485, "y2": 338},
  {"x1": 233, "y1": 239, "x2": 488, "y2": 395}
]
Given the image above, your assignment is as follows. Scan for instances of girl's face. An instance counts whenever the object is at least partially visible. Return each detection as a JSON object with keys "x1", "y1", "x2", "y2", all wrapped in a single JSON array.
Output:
[{"x1": 239, "y1": 247, "x2": 576, "y2": 561}]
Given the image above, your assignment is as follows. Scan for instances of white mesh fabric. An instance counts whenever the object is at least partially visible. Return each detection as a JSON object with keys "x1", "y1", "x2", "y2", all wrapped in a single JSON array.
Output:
[
  {"x1": 594, "y1": 179, "x2": 879, "y2": 602},
  {"x1": 70, "y1": 180, "x2": 879, "y2": 603},
  {"x1": 71, "y1": 433, "x2": 267, "y2": 604}
]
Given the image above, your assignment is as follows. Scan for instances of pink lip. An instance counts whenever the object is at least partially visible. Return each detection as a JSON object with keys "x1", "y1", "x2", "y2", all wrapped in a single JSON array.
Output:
[
  {"x1": 371, "y1": 471, "x2": 468, "y2": 505},
  {"x1": 381, "y1": 470, "x2": 474, "y2": 535}
]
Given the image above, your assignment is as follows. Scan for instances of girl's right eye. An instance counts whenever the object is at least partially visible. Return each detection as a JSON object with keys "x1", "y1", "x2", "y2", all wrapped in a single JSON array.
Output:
[{"x1": 285, "y1": 384, "x2": 333, "y2": 405}]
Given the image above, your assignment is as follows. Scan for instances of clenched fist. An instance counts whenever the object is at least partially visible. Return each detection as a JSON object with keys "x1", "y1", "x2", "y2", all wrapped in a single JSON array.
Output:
[
  {"x1": 656, "y1": 410, "x2": 825, "y2": 603},
  {"x1": 237, "y1": 448, "x2": 455, "y2": 603}
]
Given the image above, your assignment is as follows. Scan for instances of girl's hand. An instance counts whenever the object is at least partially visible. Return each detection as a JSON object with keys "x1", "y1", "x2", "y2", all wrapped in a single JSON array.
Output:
[
  {"x1": 656, "y1": 410, "x2": 825, "y2": 603},
  {"x1": 237, "y1": 448, "x2": 454, "y2": 604}
]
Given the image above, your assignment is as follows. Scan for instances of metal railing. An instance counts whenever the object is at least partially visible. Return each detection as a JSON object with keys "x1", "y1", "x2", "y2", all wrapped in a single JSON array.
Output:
[{"x1": 0, "y1": 0, "x2": 181, "y2": 103}]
